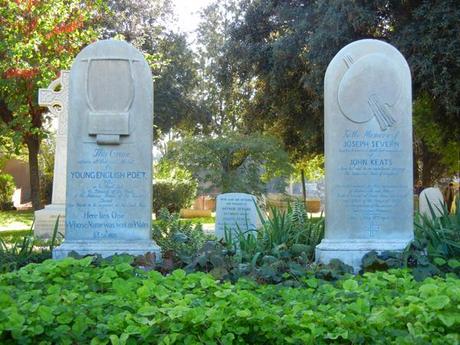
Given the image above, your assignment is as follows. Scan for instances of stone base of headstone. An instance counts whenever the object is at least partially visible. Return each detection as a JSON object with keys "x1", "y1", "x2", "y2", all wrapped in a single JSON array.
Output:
[
  {"x1": 315, "y1": 239, "x2": 411, "y2": 272},
  {"x1": 33, "y1": 204, "x2": 66, "y2": 238},
  {"x1": 52, "y1": 241, "x2": 161, "y2": 260}
]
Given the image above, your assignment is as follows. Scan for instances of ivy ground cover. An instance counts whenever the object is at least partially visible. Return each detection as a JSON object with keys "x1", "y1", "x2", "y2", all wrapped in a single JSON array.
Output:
[{"x1": 1, "y1": 257, "x2": 459, "y2": 344}]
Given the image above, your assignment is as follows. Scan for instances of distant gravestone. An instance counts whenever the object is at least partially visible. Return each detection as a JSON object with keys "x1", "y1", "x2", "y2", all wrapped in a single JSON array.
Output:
[
  {"x1": 53, "y1": 40, "x2": 160, "y2": 259},
  {"x1": 215, "y1": 193, "x2": 261, "y2": 239},
  {"x1": 316, "y1": 39, "x2": 414, "y2": 271},
  {"x1": 34, "y1": 71, "x2": 69, "y2": 238},
  {"x1": 419, "y1": 187, "x2": 444, "y2": 219}
]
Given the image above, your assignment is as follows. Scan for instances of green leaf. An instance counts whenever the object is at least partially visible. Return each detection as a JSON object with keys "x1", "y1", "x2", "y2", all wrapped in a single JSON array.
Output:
[
  {"x1": 438, "y1": 313, "x2": 459, "y2": 327},
  {"x1": 5, "y1": 312, "x2": 25, "y2": 331},
  {"x1": 37, "y1": 305, "x2": 54, "y2": 323},
  {"x1": 433, "y1": 257, "x2": 446, "y2": 266},
  {"x1": 236, "y1": 309, "x2": 251, "y2": 318},
  {"x1": 56, "y1": 312, "x2": 73, "y2": 324},
  {"x1": 342, "y1": 279, "x2": 358, "y2": 291},
  {"x1": 447, "y1": 259, "x2": 460, "y2": 269},
  {"x1": 426, "y1": 295, "x2": 450, "y2": 310},
  {"x1": 138, "y1": 306, "x2": 157, "y2": 316},
  {"x1": 72, "y1": 315, "x2": 89, "y2": 336},
  {"x1": 109, "y1": 335, "x2": 119, "y2": 345}
]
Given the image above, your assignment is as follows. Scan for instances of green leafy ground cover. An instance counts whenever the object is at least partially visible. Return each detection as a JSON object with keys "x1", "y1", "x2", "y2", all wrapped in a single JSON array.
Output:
[{"x1": 0, "y1": 257, "x2": 459, "y2": 344}]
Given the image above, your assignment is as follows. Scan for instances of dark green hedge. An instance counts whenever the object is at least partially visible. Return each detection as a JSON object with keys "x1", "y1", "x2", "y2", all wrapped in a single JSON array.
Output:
[
  {"x1": 152, "y1": 181, "x2": 197, "y2": 214},
  {"x1": 1, "y1": 257, "x2": 459, "y2": 344}
]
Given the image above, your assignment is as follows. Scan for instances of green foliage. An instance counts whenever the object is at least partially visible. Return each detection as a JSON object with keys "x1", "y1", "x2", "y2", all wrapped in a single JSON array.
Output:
[
  {"x1": 0, "y1": 0, "x2": 105, "y2": 208},
  {"x1": 153, "y1": 160, "x2": 198, "y2": 213},
  {"x1": 292, "y1": 154, "x2": 325, "y2": 182},
  {"x1": 163, "y1": 133, "x2": 292, "y2": 196},
  {"x1": 152, "y1": 208, "x2": 209, "y2": 268},
  {"x1": 0, "y1": 216, "x2": 60, "y2": 273},
  {"x1": 196, "y1": 0, "x2": 249, "y2": 134},
  {"x1": 152, "y1": 181, "x2": 197, "y2": 214},
  {"x1": 100, "y1": 1, "x2": 206, "y2": 138},
  {"x1": 414, "y1": 198, "x2": 460, "y2": 270},
  {"x1": 185, "y1": 200, "x2": 325, "y2": 284},
  {"x1": 0, "y1": 173, "x2": 15, "y2": 210},
  {"x1": 361, "y1": 198, "x2": 460, "y2": 280},
  {"x1": 226, "y1": 0, "x2": 460, "y2": 170},
  {"x1": 153, "y1": 33, "x2": 209, "y2": 138},
  {"x1": 1, "y1": 258, "x2": 459, "y2": 344},
  {"x1": 153, "y1": 159, "x2": 198, "y2": 214},
  {"x1": 38, "y1": 134, "x2": 55, "y2": 205}
]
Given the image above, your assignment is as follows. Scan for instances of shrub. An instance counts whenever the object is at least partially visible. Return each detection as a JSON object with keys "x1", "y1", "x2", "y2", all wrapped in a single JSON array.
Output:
[
  {"x1": 0, "y1": 218, "x2": 61, "y2": 273},
  {"x1": 152, "y1": 180, "x2": 197, "y2": 214},
  {"x1": 39, "y1": 172, "x2": 53, "y2": 206},
  {"x1": 361, "y1": 198, "x2": 460, "y2": 280},
  {"x1": 184, "y1": 200, "x2": 325, "y2": 283},
  {"x1": 0, "y1": 258, "x2": 459, "y2": 344},
  {"x1": 0, "y1": 173, "x2": 15, "y2": 210},
  {"x1": 152, "y1": 208, "x2": 209, "y2": 268}
]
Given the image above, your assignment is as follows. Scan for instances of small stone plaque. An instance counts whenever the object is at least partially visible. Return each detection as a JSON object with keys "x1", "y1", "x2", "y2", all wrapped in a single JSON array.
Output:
[
  {"x1": 316, "y1": 39, "x2": 414, "y2": 270},
  {"x1": 215, "y1": 193, "x2": 261, "y2": 239},
  {"x1": 53, "y1": 40, "x2": 160, "y2": 259}
]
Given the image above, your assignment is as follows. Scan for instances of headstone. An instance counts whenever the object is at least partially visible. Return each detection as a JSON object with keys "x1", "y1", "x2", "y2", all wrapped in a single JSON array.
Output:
[
  {"x1": 34, "y1": 71, "x2": 69, "y2": 238},
  {"x1": 419, "y1": 187, "x2": 444, "y2": 219},
  {"x1": 53, "y1": 40, "x2": 160, "y2": 259},
  {"x1": 316, "y1": 39, "x2": 413, "y2": 271},
  {"x1": 215, "y1": 193, "x2": 261, "y2": 239}
]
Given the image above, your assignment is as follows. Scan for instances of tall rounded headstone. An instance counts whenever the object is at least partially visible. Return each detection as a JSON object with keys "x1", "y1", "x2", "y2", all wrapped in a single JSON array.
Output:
[
  {"x1": 316, "y1": 39, "x2": 413, "y2": 270},
  {"x1": 53, "y1": 40, "x2": 160, "y2": 259}
]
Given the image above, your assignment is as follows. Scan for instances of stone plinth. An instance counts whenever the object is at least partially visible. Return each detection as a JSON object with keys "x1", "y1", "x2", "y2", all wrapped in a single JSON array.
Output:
[{"x1": 316, "y1": 39, "x2": 414, "y2": 271}]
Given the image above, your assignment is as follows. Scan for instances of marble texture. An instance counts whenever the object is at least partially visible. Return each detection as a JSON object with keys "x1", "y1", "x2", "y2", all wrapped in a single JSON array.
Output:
[
  {"x1": 316, "y1": 39, "x2": 414, "y2": 271},
  {"x1": 34, "y1": 71, "x2": 69, "y2": 238},
  {"x1": 53, "y1": 40, "x2": 160, "y2": 260},
  {"x1": 419, "y1": 187, "x2": 444, "y2": 219},
  {"x1": 215, "y1": 193, "x2": 261, "y2": 239}
]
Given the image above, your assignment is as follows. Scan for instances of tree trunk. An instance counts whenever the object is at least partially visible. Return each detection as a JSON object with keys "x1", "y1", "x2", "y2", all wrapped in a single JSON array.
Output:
[
  {"x1": 301, "y1": 169, "x2": 307, "y2": 209},
  {"x1": 25, "y1": 135, "x2": 42, "y2": 210}
]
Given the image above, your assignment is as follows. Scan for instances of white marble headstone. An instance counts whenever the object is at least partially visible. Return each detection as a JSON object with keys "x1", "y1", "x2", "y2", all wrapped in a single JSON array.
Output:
[
  {"x1": 215, "y1": 193, "x2": 261, "y2": 239},
  {"x1": 316, "y1": 39, "x2": 414, "y2": 271},
  {"x1": 419, "y1": 187, "x2": 444, "y2": 219},
  {"x1": 53, "y1": 40, "x2": 160, "y2": 259}
]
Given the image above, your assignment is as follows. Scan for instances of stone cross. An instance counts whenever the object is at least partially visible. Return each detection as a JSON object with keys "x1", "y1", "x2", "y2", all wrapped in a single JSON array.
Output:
[
  {"x1": 38, "y1": 71, "x2": 69, "y2": 204},
  {"x1": 33, "y1": 71, "x2": 69, "y2": 238}
]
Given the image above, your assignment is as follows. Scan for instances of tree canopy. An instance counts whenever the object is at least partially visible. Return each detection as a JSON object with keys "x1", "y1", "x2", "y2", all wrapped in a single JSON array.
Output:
[
  {"x1": 0, "y1": 0, "x2": 104, "y2": 209},
  {"x1": 225, "y1": 0, "x2": 460, "y2": 182},
  {"x1": 162, "y1": 133, "x2": 292, "y2": 196}
]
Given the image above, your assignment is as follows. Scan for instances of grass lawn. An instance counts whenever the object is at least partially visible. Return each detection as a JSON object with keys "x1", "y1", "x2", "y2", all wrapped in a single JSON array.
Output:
[
  {"x1": 0, "y1": 210, "x2": 34, "y2": 232},
  {"x1": 182, "y1": 216, "x2": 215, "y2": 224}
]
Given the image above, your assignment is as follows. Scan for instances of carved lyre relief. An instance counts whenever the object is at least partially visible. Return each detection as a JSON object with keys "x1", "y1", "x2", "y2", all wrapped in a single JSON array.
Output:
[
  {"x1": 337, "y1": 53, "x2": 401, "y2": 131},
  {"x1": 82, "y1": 58, "x2": 138, "y2": 145}
]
